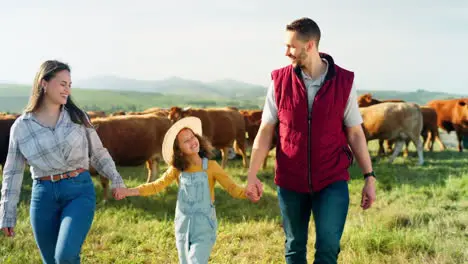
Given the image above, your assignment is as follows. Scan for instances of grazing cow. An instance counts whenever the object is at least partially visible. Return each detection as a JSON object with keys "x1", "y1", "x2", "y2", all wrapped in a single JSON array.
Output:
[
  {"x1": 239, "y1": 110, "x2": 263, "y2": 147},
  {"x1": 358, "y1": 94, "x2": 443, "y2": 153},
  {"x1": 169, "y1": 107, "x2": 249, "y2": 168},
  {"x1": 0, "y1": 115, "x2": 19, "y2": 169},
  {"x1": 427, "y1": 98, "x2": 468, "y2": 152},
  {"x1": 357, "y1": 94, "x2": 405, "y2": 154},
  {"x1": 90, "y1": 114, "x2": 172, "y2": 200},
  {"x1": 359, "y1": 102, "x2": 424, "y2": 165},
  {"x1": 387, "y1": 106, "x2": 445, "y2": 154},
  {"x1": 417, "y1": 106, "x2": 444, "y2": 151},
  {"x1": 239, "y1": 109, "x2": 276, "y2": 169}
]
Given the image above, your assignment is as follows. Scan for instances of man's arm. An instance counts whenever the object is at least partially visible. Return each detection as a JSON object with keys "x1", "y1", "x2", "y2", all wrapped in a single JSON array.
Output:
[
  {"x1": 247, "y1": 122, "x2": 276, "y2": 179},
  {"x1": 343, "y1": 81, "x2": 373, "y2": 174},
  {"x1": 245, "y1": 81, "x2": 278, "y2": 201},
  {"x1": 249, "y1": 80, "x2": 278, "y2": 177},
  {"x1": 346, "y1": 125, "x2": 373, "y2": 175},
  {"x1": 343, "y1": 80, "x2": 376, "y2": 210}
]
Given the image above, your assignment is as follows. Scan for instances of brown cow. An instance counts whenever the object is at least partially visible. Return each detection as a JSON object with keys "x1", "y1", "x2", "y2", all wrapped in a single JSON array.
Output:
[
  {"x1": 239, "y1": 109, "x2": 276, "y2": 169},
  {"x1": 239, "y1": 110, "x2": 263, "y2": 147},
  {"x1": 110, "y1": 111, "x2": 126, "y2": 116},
  {"x1": 110, "y1": 108, "x2": 169, "y2": 117},
  {"x1": 427, "y1": 98, "x2": 468, "y2": 152},
  {"x1": 357, "y1": 94, "x2": 405, "y2": 154},
  {"x1": 357, "y1": 93, "x2": 404, "y2": 108},
  {"x1": 387, "y1": 106, "x2": 445, "y2": 154},
  {"x1": 359, "y1": 102, "x2": 424, "y2": 165},
  {"x1": 90, "y1": 114, "x2": 172, "y2": 200},
  {"x1": 0, "y1": 115, "x2": 19, "y2": 169},
  {"x1": 419, "y1": 106, "x2": 445, "y2": 151},
  {"x1": 86, "y1": 111, "x2": 106, "y2": 119},
  {"x1": 358, "y1": 94, "x2": 444, "y2": 153},
  {"x1": 129, "y1": 107, "x2": 169, "y2": 117},
  {"x1": 169, "y1": 107, "x2": 249, "y2": 168}
]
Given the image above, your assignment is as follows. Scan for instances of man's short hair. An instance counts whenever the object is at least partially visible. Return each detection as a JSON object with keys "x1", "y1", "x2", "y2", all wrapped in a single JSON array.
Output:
[{"x1": 286, "y1": 17, "x2": 321, "y2": 46}]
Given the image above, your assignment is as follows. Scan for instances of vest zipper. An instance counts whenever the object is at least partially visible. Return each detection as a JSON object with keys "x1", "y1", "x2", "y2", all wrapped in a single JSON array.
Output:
[
  {"x1": 299, "y1": 68, "x2": 314, "y2": 193},
  {"x1": 307, "y1": 114, "x2": 312, "y2": 192},
  {"x1": 307, "y1": 90, "x2": 321, "y2": 193},
  {"x1": 305, "y1": 81, "x2": 313, "y2": 193}
]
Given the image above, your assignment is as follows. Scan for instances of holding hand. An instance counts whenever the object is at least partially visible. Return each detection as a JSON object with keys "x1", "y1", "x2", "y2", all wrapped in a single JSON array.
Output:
[
  {"x1": 112, "y1": 188, "x2": 139, "y2": 200},
  {"x1": 112, "y1": 187, "x2": 127, "y2": 200},
  {"x1": 245, "y1": 176, "x2": 263, "y2": 203}
]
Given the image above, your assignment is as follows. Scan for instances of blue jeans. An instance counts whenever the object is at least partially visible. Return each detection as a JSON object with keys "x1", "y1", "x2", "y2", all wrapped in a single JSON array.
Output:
[
  {"x1": 278, "y1": 180, "x2": 349, "y2": 264},
  {"x1": 30, "y1": 171, "x2": 96, "y2": 264}
]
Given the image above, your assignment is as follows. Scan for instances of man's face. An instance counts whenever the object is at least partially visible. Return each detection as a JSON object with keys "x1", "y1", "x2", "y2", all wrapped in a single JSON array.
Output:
[{"x1": 285, "y1": 30, "x2": 310, "y2": 67}]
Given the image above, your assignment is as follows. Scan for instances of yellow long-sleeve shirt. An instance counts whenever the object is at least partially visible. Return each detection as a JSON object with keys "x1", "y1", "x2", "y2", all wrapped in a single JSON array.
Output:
[{"x1": 136, "y1": 160, "x2": 247, "y2": 201}]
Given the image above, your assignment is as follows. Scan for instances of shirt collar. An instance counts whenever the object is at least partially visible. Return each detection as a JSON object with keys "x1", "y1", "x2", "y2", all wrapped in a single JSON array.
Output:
[
  {"x1": 23, "y1": 105, "x2": 67, "y2": 121},
  {"x1": 301, "y1": 58, "x2": 329, "y2": 85}
]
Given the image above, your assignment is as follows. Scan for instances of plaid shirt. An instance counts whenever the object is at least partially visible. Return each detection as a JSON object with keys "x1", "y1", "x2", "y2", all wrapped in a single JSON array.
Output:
[{"x1": 0, "y1": 108, "x2": 125, "y2": 228}]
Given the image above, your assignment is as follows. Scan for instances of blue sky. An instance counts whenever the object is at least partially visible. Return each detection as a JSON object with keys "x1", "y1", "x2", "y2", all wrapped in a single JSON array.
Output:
[{"x1": 0, "y1": 0, "x2": 467, "y2": 93}]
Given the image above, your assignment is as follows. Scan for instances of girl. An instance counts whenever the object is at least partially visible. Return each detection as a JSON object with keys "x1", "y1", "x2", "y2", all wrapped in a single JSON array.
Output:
[
  {"x1": 116, "y1": 116, "x2": 257, "y2": 264},
  {"x1": 0, "y1": 60, "x2": 127, "y2": 264}
]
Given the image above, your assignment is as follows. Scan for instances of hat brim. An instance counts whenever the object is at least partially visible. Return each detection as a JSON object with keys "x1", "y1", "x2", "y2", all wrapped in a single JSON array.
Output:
[{"x1": 162, "y1": 116, "x2": 203, "y2": 165}]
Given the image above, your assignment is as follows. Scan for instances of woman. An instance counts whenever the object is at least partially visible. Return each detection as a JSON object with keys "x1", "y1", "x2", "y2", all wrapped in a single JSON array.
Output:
[{"x1": 0, "y1": 60, "x2": 126, "y2": 263}]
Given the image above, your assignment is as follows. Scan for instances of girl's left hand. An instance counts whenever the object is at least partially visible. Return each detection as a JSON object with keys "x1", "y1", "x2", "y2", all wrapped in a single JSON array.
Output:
[{"x1": 112, "y1": 188, "x2": 127, "y2": 200}]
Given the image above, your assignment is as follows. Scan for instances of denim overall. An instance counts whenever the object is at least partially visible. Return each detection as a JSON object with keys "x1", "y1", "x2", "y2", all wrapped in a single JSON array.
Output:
[{"x1": 175, "y1": 158, "x2": 218, "y2": 264}]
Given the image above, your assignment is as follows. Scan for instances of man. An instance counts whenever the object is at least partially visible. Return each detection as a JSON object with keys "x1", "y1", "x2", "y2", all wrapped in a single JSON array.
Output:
[{"x1": 246, "y1": 18, "x2": 376, "y2": 264}]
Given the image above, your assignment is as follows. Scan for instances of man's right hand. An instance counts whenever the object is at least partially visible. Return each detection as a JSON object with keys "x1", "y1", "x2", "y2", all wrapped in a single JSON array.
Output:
[
  {"x1": 2, "y1": 227, "x2": 15, "y2": 237},
  {"x1": 246, "y1": 176, "x2": 263, "y2": 202},
  {"x1": 244, "y1": 122, "x2": 274, "y2": 203}
]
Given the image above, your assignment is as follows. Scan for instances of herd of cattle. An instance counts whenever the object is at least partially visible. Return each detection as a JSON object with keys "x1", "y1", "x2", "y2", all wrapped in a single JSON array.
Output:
[{"x1": 0, "y1": 95, "x2": 467, "y2": 200}]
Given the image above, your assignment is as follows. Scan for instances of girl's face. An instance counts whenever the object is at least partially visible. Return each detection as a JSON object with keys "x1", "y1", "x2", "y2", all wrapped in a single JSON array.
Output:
[{"x1": 176, "y1": 128, "x2": 200, "y2": 156}]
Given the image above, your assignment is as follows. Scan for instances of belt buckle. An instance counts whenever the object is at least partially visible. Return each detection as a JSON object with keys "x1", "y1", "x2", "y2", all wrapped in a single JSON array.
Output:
[{"x1": 50, "y1": 174, "x2": 58, "y2": 182}]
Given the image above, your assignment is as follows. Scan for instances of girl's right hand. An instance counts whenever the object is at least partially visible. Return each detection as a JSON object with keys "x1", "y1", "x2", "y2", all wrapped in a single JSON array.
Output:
[{"x1": 2, "y1": 227, "x2": 15, "y2": 237}]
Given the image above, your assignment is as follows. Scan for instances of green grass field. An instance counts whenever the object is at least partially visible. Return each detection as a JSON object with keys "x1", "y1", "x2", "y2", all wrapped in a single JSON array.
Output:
[{"x1": 1, "y1": 141, "x2": 467, "y2": 263}]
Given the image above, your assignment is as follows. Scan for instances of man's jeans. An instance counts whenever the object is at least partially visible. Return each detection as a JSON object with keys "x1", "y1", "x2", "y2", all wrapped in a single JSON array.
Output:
[{"x1": 278, "y1": 180, "x2": 349, "y2": 264}]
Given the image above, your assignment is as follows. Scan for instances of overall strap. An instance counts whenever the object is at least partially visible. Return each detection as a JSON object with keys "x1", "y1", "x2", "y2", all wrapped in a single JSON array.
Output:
[{"x1": 202, "y1": 158, "x2": 209, "y2": 171}]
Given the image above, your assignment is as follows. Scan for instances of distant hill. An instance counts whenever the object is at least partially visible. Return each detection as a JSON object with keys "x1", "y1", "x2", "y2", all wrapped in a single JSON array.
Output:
[
  {"x1": 0, "y1": 83, "x2": 264, "y2": 113},
  {"x1": 74, "y1": 75, "x2": 268, "y2": 99},
  {"x1": 0, "y1": 79, "x2": 465, "y2": 113},
  {"x1": 357, "y1": 89, "x2": 465, "y2": 105}
]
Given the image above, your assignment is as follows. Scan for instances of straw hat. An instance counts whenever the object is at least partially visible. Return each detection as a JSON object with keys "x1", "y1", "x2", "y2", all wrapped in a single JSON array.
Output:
[{"x1": 162, "y1": 116, "x2": 202, "y2": 165}]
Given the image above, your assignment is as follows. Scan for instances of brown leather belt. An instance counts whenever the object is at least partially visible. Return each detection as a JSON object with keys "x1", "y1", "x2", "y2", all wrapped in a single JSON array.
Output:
[{"x1": 38, "y1": 168, "x2": 86, "y2": 182}]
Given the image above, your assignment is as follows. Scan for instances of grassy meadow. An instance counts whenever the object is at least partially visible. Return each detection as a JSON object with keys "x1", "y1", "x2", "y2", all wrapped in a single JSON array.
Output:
[{"x1": 0, "y1": 140, "x2": 467, "y2": 264}]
